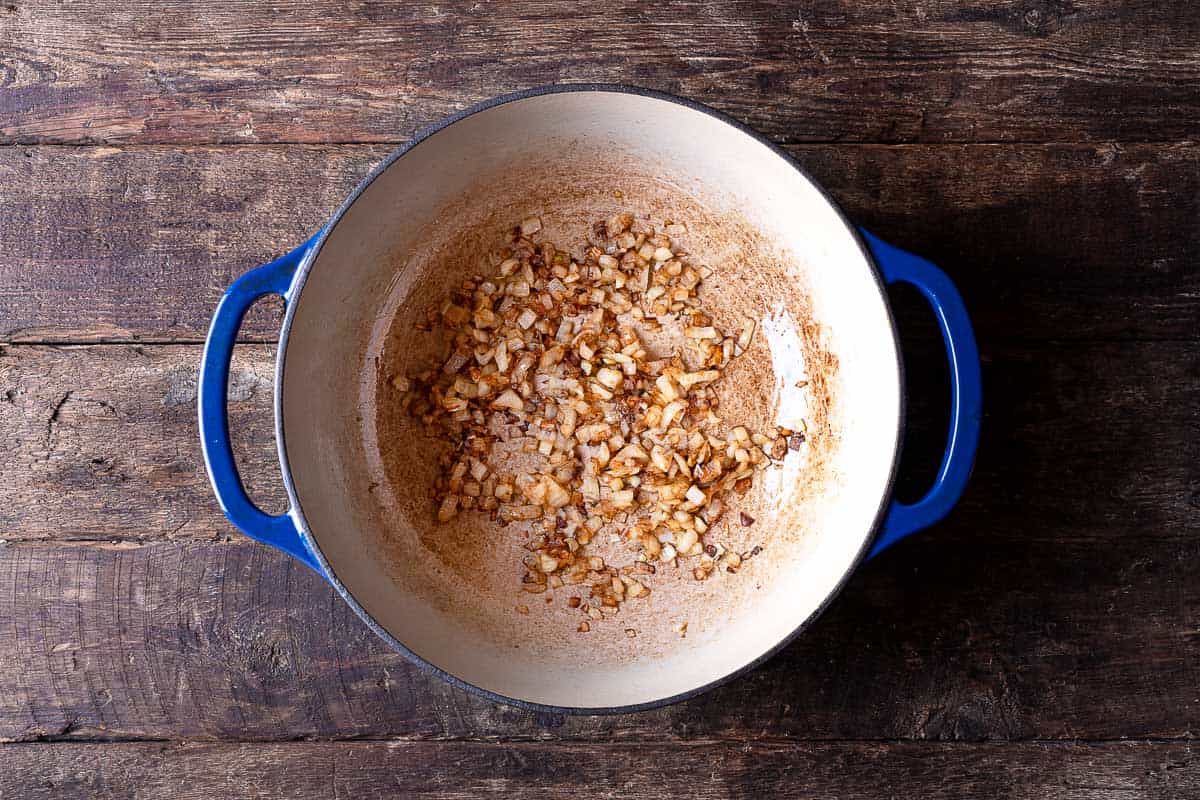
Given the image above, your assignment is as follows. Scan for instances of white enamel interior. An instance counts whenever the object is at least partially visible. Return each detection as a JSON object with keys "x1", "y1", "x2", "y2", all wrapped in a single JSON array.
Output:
[{"x1": 279, "y1": 90, "x2": 901, "y2": 709}]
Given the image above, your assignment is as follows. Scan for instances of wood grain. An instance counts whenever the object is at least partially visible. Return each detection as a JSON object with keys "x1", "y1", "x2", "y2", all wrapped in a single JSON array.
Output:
[
  {"x1": 0, "y1": 521, "x2": 1196, "y2": 742},
  {"x1": 3, "y1": 740, "x2": 1196, "y2": 799},
  {"x1": 1, "y1": 143, "x2": 1197, "y2": 343},
  {"x1": 2, "y1": 1, "x2": 1199, "y2": 145},
  {"x1": 2, "y1": 0, "x2": 1198, "y2": 792},
  {"x1": 0, "y1": 145, "x2": 380, "y2": 343},
  {"x1": 0, "y1": 344, "x2": 284, "y2": 541},
  {"x1": 3, "y1": 331, "x2": 1197, "y2": 544}
]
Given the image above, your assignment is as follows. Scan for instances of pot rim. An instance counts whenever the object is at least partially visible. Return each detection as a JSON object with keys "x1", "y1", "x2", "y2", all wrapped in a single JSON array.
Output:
[{"x1": 273, "y1": 83, "x2": 906, "y2": 715}]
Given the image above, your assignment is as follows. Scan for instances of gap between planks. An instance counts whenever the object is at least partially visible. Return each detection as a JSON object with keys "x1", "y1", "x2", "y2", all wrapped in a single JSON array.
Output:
[
  {"x1": 8, "y1": 735, "x2": 1197, "y2": 746},
  {"x1": 0, "y1": 140, "x2": 1198, "y2": 148}
]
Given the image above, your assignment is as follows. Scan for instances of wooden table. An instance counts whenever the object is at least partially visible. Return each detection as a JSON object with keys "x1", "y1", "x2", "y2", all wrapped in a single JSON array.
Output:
[{"x1": 2, "y1": 2, "x2": 1198, "y2": 797}]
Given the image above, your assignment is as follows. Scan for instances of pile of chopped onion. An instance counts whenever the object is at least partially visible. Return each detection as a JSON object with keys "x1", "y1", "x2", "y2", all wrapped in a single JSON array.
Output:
[{"x1": 394, "y1": 213, "x2": 804, "y2": 629}]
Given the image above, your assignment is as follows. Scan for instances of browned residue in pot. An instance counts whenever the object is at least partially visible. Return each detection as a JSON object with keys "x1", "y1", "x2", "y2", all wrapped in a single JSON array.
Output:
[{"x1": 361, "y1": 162, "x2": 837, "y2": 664}]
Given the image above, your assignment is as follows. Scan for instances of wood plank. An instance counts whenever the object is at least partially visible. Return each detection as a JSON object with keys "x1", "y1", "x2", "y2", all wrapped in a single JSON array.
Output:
[
  {"x1": 0, "y1": 524, "x2": 1195, "y2": 742},
  {"x1": 0, "y1": 344, "x2": 285, "y2": 541},
  {"x1": 2, "y1": 335, "x2": 1196, "y2": 544},
  {"x1": 0, "y1": 145, "x2": 383, "y2": 343},
  {"x1": 1, "y1": 143, "x2": 1197, "y2": 343},
  {"x1": 2, "y1": 740, "x2": 1196, "y2": 799},
  {"x1": 801, "y1": 143, "x2": 1200, "y2": 345},
  {"x1": 3, "y1": 1, "x2": 1199, "y2": 145}
]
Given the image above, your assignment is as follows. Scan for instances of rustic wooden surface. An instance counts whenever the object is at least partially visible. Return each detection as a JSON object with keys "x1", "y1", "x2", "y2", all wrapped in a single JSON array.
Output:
[
  {"x1": 2, "y1": 143, "x2": 1197, "y2": 343},
  {"x1": 4, "y1": 0, "x2": 1200, "y2": 145},
  {"x1": 1, "y1": 0, "x2": 1198, "y2": 797},
  {"x1": 5, "y1": 741, "x2": 1197, "y2": 799}
]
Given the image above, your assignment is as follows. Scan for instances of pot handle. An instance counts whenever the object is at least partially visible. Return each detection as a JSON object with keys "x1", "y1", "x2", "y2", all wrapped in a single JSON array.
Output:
[
  {"x1": 198, "y1": 234, "x2": 325, "y2": 575},
  {"x1": 860, "y1": 230, "x2": 982, "y2": 557}
]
